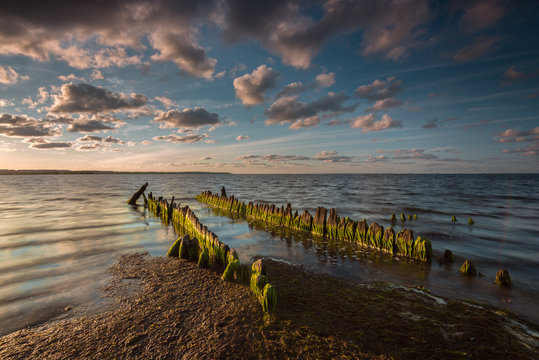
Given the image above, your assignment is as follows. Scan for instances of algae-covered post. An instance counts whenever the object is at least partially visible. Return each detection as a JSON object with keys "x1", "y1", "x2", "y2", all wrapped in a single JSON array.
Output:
[{"x1": 127, "y1": 182, "x2": 148, "y2": 205}]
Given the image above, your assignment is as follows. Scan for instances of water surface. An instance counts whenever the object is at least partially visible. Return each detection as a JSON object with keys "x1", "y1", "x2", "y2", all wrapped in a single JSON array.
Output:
[{"x1": 0, "y1": 173, "x2": 538, "y2": 335}]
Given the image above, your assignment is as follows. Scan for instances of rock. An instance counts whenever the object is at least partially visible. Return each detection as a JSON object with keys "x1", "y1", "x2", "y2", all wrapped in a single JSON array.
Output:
[
  {"x1": 495, "y1": 269, "x2": 511, "y2": 286},
  {"x1": 459, "y1": 260, "x2": 477, "y2": 276},
  {"x1": 443, "y1": 249, "x2": 454, "y2": 262}
]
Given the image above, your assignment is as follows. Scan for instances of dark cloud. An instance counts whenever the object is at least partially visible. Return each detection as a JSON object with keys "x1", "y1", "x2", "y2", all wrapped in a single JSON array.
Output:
[
  {"x1": 77, "y1": 134, "x2": 123, "y2": 143},
  {"x1": 355, "y1": 77, "x2": 402, "y2": 101},
  {"x1": 313, "y1": 150, "x2": 353, "y2": 163},
  {"x1": 233, "y1": 65, "x2": 280, "y2": 107},
  {"x1": 501, "y1": 65, "x2": 539, "y2": 85},
  {"x1": 0, "y1": 114, "x2": 60, "y2": 137},
  {"x1": 50, "y1": 83, "x2": 148, "y2": 114},
  {"x1": 154, "y1": 108, "x2": 220, "y2": 129},
  {"x1": 152, "y1": 134, "x2": 208, "y2": 143},
  {"x1": 265, "y1": 92, "x2": 356, "y2": 129},
  {"x1": 453, "y1": 35, "x2": 498, "y2": 62},
  {"x1": 25, "y1": 138, "x2": 72, "y2": 149},
  {"x1": 223, "y1": 0, "x2": 434, "y2": 67},
  {"x1": 422, "y1": 119, "x2": 439, "y2": 129},
  {"x1": 453, "y1": 0, "x2": 507, "y2": 35},
  {"x1": 349, "y1": 114, "x2": 401, "y2": 132},
  {"x1": 0, "y1": 1, "x2": 219, "y2": 77},
  {"x1": 275, "y1": 82, "x2": 307, "y2": 99},
  {"x1": 67, "y1": 119, "x2": 113, "y2": 133}
]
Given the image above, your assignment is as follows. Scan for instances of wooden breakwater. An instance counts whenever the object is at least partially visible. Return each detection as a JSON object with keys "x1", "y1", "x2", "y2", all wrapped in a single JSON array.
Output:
[
  {"x1": 196, "y1": 190, "x2": 432, "y2": 263},
  {"x1": 145, "y1": 192, "x2": 277, "y2": 313}
]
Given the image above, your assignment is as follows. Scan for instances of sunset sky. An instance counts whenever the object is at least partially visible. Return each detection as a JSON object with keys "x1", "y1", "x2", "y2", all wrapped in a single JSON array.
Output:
[{"x1": 0, "y1": 0, "x2": 538, "y2": 173}]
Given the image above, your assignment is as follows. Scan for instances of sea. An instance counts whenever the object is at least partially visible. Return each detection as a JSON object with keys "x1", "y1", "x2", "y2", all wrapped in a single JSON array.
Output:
[{"x1": 0, "y1": 173, "x2": 538, "y2": 335}]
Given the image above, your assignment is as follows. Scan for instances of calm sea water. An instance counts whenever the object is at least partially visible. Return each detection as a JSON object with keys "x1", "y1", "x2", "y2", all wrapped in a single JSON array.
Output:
[{"x1": 0, "y1": 173, "x2": 538, "y2": 335}]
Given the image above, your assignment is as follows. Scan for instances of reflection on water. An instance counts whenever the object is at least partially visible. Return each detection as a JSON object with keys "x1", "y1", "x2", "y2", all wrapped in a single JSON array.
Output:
[{"x1": 0, "y1": 173, "x2": 538, "y2": 335}]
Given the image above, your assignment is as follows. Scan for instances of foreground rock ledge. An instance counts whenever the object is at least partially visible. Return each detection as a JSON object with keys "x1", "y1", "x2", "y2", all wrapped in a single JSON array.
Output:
[{"x1": 1, "y1": 254, "x2": 537, "y2": 360}]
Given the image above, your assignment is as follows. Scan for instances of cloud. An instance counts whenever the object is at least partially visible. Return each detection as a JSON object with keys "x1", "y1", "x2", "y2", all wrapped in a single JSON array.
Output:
[
  {"x1": 315, "y1": 72, "x2": 335, "y2": 88},
  {"x1": 150, "y1": 30, "x2": 216, "y2": 79},
  {"x1": 376, "y1": 148, "x2": 466, "y2": 162},
  {"x1": 0, "y1": 114, "x2": 60, "y2": 137},
  {"x1": 233, "y1": 65, "x2": 280, "y2": 107},
  {"x1": 355, "y1": 77, "x2": 402, "y2": 101},
  {"x1": 77, "y1": 134, "x2": 123, "y2": 144},
  {"x1": 497, "y1": 127, "x2": 539, "y2": 143},
  {"x1": 58, "y1": 73, "x2": 85, "y2": 82},
  {"x1": 235, "y1": 135, "x2": 250, "y2": 141},
  {"x1": 314, "y1": 150, "x2": 353, "y2": 163},
  {"x1": 154, "y1": 108, "x2": 220, "y2": 129},
  {"x1": 0, "y1": 66, "x2": 29, "y2": 84},
  {"x1": 25, "y1": 138, "x2": 72, "y2": 149},
  {"x1": 155, "y1": 96, "x2": 176, "y2": 108},
  {"x1": 349, "y1": 113, "x2": 401, "y2": 132},
  {"x1": 0, "y1": 99, "x2": 15, "y2": 107},
  {"x1": 421, "y1": 116, "x2": 459, "y2": 129},
  {"x1": 501, "y1": 142, "x2": 538, "y2": 157},
  {"x1": 456, "y1": 0, "x2": 507, "y2": 35},
  {"x1": 91, "y1": 69, "x2": 104, "y2": 80},
  {"x1": 501, "y1": 65, "x2": 539, "y2": 85},
  {"x1": 366, "y1": 98, "x2": 402, "y2": 112},
  {"x1": 222, "y1": 0, "x2": 434, "y2": 67},
  {"x1": 265, "y1": 92, "x2": 356, "y2": 129},
  {"x1": 234, "y1": 154, "x2": 310, "y2": 163},
  {"x1": 275, "y1": 82, "x2": 307, "y2": 99},
  {"x1": 367, "y1": 155, "x2": 389, "y2": 163},
  {"x1": 453, "y1": 35, "x2": 498, "y2": 62},
  {"x1": 50, "y1": 83, "x2": 148, "y2": 114},
  {"x1": 67, "y1": 119, "x2": 113, "y2": 133},
  {"x1": 0, "y1": 1, "x2": 220, "y2": 78},
  {"x1": 152, "y1": 134, "x2": 208, "y2": 143}
]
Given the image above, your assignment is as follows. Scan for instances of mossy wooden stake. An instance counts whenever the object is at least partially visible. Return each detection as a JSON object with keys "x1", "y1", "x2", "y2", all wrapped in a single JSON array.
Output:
[
  {"x1": 459, "y1": 260, "x2": 477, "y2": 276},
  {"x1": 495, "y1": 269, "x2": 511, "y2": 286},
  {"x1": 451, "y1": 215, "x2": 457, "y2": 222},
  {"x1": 468, "y1": 218, "x2": 474, "y2": 225}
]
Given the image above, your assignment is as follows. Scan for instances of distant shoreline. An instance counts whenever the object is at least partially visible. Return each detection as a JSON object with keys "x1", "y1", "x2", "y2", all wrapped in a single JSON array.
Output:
[{"x1": 0, "y1": 170, "x2": 232, "y2": 175}]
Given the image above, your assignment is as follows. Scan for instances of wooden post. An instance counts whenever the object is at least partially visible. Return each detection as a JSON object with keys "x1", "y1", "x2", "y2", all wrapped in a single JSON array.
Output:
[{"x1": 127, "y1": 182, "x2": 148, "y2": 205}]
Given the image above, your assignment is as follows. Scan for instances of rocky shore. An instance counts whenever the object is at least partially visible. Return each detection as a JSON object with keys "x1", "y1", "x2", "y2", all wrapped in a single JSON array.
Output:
[{"x1": 1, "y1": 253, "x2": 537, "y2": 359}]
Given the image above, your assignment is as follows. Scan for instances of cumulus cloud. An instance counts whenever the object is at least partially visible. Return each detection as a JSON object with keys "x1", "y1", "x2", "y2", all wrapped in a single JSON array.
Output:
[
  {"x1": 155, "y1": 96, "x2": 176, "y2": 108},
  {"x1": 365, "y1": 98, "x2": 402, "y2": 112},
  {"x1": 152, "y1": 133, "x2": 208, "y2": 143},
  {"x1": 223, "y1": 0, "x2": 434, "y2": 67},
  {"x1": 501, "y1": 143, "x2": 538, "y2": 157},
  {"x1": 0, "y1": 1, "x2": 219, "y2": 78},
  {"x1": 349, "y1": 114, "x2": 401, "y2": 132},
  {"x1": 154, "y1": 108, "x2": 220, "y2": 129},
  {"x1": 313, "y1": 150, "x2": 353, "y2": 163},
  {"x1": 265, "y1": 92, "x2": 356, "y2": 129},
  {"x1": 234, "y1": 154, "x2": 310, "y2": 163},
  {"x1": 233, "y1": 65, "x2": 280, "y2": 107},
  {"x1": 453, "y1": 35, "x2": 498, "y2": 62},
  {"x1": 0, "y1": 99, "x2": 15, "y2": 107},
  {"x1": 315, "y1": 72, "x2": 335, "y2": 88},
  {"x1": 150, "y1": 31, "x2": 216, "y2": 79},
  {"x1": 91, "y1": 69, "x2": 104, "y2": 80},
  {"x1": 25, "y1": 138, "x2": 72, "y2": 149},
  {"x1": 58, "y1": 73, "x2": 85, "y2": 82},
  {"x1": 275, "y1": 82, "x2": 307, "y2": 99},
  {"x1": 497, "y1": 127, "x2": 539, "y2": 143},
  {"x1": 77, "y1": 134, "x2": 123, "y2": 144},
  {"x1": 235, "y1": 135, "x2": 250, "y2": 141},
  {"x1": 355, "y1": 77, "x2": 402, "y2": 101},
  {"x1": 0, "y1": 66, "x2": 29, "y2": 84},
  {"x1": 456, "y1": 0, "x2": 507, "y2": 35},
  {"x1": 50, "y1": 83, "x2": 148, "y2": 114},
  {"x1": 67, "y1": 119, "x2": 113, "y2": 133},
  {"x1": 0, "y1": 114, "x2": 60, "y2": 137}
]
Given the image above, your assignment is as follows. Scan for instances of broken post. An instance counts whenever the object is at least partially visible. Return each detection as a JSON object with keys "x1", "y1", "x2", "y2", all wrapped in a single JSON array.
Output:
[{"x1": 127, "y1": 182, "x2": 148, "y2": 205}]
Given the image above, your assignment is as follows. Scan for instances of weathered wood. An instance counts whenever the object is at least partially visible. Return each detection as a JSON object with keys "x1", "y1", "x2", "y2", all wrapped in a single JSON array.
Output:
[{"x1": 127, "y1": 182, "x2": 148, "y2": 205}]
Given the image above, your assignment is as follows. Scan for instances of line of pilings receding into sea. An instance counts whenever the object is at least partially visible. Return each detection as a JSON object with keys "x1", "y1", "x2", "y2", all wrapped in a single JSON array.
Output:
[
  {"x1": 145, "y1": 192, "x2": 277, "y2": 313},
  {"x1": 196, "y1": 190, "x2": 432, "y2": 263}
]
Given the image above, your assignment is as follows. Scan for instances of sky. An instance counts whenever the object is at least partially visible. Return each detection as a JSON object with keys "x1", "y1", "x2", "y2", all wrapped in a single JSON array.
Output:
[{"x1": 0, "y1": 0, "x2": 538, "y2": 173}]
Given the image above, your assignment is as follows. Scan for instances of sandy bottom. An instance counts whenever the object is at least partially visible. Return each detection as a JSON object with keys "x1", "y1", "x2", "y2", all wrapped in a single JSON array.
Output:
[{"x1": 1, "y1": 253, "x2": 537, "y2": 359}]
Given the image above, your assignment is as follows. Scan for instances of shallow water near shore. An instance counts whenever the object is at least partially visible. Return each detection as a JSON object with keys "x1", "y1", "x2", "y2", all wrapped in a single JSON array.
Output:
[{"x1": 0, "y1": 173, "x2": 538, "y2": 335}]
